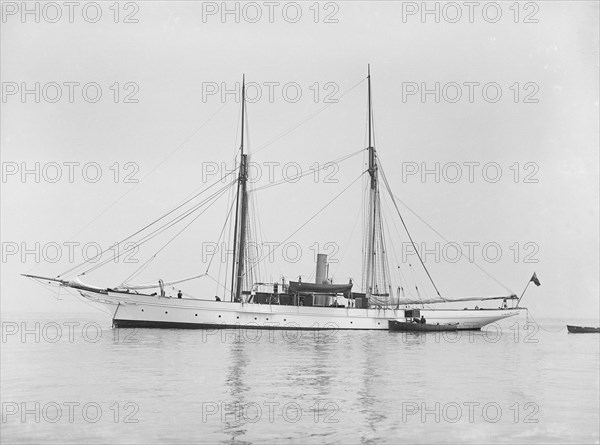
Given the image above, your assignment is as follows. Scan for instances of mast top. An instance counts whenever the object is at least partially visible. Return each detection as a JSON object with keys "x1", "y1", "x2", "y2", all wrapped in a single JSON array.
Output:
[
  {"x1": 240, "y1": 74, "x2": 246, "y2": 156},
  {"x1": 367, "y1": 65, "x2": 373, "y2": 150}
]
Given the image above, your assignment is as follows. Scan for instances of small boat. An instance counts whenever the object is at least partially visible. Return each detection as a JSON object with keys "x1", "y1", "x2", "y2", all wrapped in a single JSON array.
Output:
[
  {"x1": 567, "y1": 325, "x2": 600, "y2": 334},
  {"x1": 389, "y1": 320, "x2": 459, "y2": 332}
]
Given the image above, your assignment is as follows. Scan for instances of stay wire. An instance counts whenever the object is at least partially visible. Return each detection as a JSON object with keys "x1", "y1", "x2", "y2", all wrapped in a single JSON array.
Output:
[
  {"x1": 58, "y1": 170, "x2": 236, "y2": 278},
  {"x1": 251, "y1": 148, "x2": 363, "y2": 193},
  {"x1": 81, "y1": 179, "x2": 235, "y2": 275},
  {"x1": 379, "y1": 163, "x2": 444, "y2": 299},
  {"x1": 252, "y1": 78, "x2": 366, "y2": 155},
  {"x1": 242, "y1": 171, "x2": 366, "y2": 278},
  {"x1": 388, "y1": 190, "x2": 514, "y2": 294},
  {"x1": 40, "y1": 102, "x2": 229, "y2": 278},
  {"x1": 206, "y1": 194, "x2": 238, "y2": 273}
]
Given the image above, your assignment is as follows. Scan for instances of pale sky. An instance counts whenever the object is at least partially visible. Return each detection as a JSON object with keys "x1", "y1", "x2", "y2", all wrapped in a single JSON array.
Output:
[{"x1": 1, "y1": 1, "x2": 598, "y2": 319}]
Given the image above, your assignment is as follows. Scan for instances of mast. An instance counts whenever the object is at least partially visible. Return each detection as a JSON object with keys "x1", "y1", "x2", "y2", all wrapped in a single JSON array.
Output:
[
  {"x1": 366, "y1": 65, "x2": 377, "y2": 298},
  {"x1": 368, "y1": 65, "x2": 373, "y2": 154},
  {"x1": 363, "y1": 65, "x2": 392, "y2": 303},
  {"x1": 231, "y1": 75, "x2": 249, "y2": 302},
  {"x1": 364, "y1": 66, "x2": 441, "y2": 302}
]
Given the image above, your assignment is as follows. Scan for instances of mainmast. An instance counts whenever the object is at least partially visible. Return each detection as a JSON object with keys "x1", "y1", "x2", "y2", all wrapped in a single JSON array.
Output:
[
  {"x1": 366, "y1": 65, "x2": 376, "y2": 298},
  {"x1": 231, "y1": 75, "x2": 249, "y2": 302},
  {"x1": 364, "y1": 65, "x2": 391, "y2": 303}
]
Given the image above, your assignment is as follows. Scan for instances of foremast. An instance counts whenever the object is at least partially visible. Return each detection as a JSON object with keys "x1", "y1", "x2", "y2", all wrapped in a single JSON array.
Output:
[{"x1": 231, "y1": 75, "x2": 249, "y2": 302}]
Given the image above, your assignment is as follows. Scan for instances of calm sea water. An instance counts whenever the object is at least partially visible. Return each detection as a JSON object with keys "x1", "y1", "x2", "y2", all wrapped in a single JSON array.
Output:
[{"x1": 1, "y1": 311, "x2": 599, "y2": 444}]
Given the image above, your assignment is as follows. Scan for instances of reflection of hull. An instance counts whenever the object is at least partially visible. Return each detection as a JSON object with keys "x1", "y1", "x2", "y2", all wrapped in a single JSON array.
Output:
[
  {"x1": 79, "y1": 289, "x2": 521, "y2": 331},
  {"x1": 389, "y1": 320, "x2": 458, "y2": 332},
  {"x1": 567, "y1": 325, "x2": 600, "y2": 334}
]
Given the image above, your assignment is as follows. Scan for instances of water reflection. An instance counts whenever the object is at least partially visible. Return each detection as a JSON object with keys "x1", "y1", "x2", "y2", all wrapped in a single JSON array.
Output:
[
  {"x1": 223, "y1": 336, "x2": 251, "y2": 444},
  {"x1": 2, "y1": 316, "x2": 598, "y2": 444},
  {"x1": 357, "y1": 333, "x2": 387, "y2": 444}
]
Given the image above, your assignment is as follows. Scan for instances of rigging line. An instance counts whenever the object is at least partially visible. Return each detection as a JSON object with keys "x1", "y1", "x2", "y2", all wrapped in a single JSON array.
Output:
[
  {"x1": 33, "y1": 103, "x2": 230, "y2": 278},
  {"x1": 525, "y1": 309, "x2": 565, "y2": 333},
  {"x1": 82, "y1": 186, "x2": 230, "y2": 279},
  {"x1": 380, "y1": 193, "x2": 429, "y2": 303},
  {"x1": 206, "y1": 193, "x2": 237, "y2": 273},
  {"x1": 251, "y1": 191, "x2": 268, "y2": 280},
  {"x1": 361, "y1": 149, "x2": 369, "y2": 291},
  {"x1": 63, "y1": 286, "x2": 115, "y2": 317},
  {"x1": 408, "y1": 262, "x2": 425, "y2": 307},
  {"x1": 221, "y1": 172, "x2": 237, "y2": 300},
  {"x1": 120, "y1": 254, "x2": 157, "y2": 285},
  {"x1": 380, "y1": 197, "x2": 401, "y2": 282},
  {"x1": 380, "y1": 191, "x2": 414, "y2": 297},
  {"x1": 57, "y1": 169, "x2": 237, "y2": 278},
  {"x1": 253, "y1": 78, "x2": 366, "y2": 155},
  {"x1": 243, "y1": 171, "x2": 366, "y2": 279},
  {"x1": 81, "y1": 180, "x2": 235, "y2": 275},
  {"x1": 27, "y1": 276, "x2": 62, "y2": 301},
  {"x1": 83, "y1": 174, "x2": 235, "y2": 278},
  {"x1": 379, "y1": 164, "x2": 445, "y2": 299},
  {"x1": 26, "y1": 276, "x2": 111, "y2": 317},
  {"x1": 376, "y1": 198, "x2": 392, "y2": 290},
  {"x1": 80, "y1": 292, "x2": 115, "y2": 317},
  {"x1": 248, "y1": 191, "x2": 266, "y2": 283},
  {"x1": 61, "y1": 171, "x2": 237, "y2": 278},
  {"x1": 83, "y1": 180, "x2": 235, "y2": 276},
  {"x1": 387, "y1": 191, "x2": 514, "y2": 294},
  {"x1": 232, "y1": 93, "x2": 243, "y2": 160},
  {"x1": 206, "y1": 272, "x2": 231, "y2": 295},
  {"x1": 331, "y1": 194, "x2": 363, "y2": 279},
  {"x1": 300, "y1": 268, "x2": 316, "y2": 283},
  {"x1": 250, "y1": 165, "x2": 280, "y2": 281},
  {"x1": 251, "y1": 148, "x2": 364, "y2": 193},
  {"x1": 384, "y1": 198, "x2": 420, "y2": 303},
  {"x1": 176, "y1": 169, "x2": 236, "y2": 208},
  {"x1": 123, "y1": 195, "x2": 242, "y2": 284}
]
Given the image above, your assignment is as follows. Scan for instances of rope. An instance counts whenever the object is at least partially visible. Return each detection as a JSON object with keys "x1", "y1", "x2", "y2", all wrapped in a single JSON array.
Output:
[
  {"x1": 206, "y1": 273, "x2": 231, "y2": 296},
  {"x1": 40, "y1": 103, "x2": 229, "y2": 279},
  {"x1": 251, "y1": 148, "x2": 363, "y2": 193},
  {"x1": 206, "y1": 194, "x2": 238, "y2": 272},
  {"x1": 388, "y1": 189, "x2": 514, "y2": 295},
  {"x1": 120, "y1": 254, "x2": 157, "y2": 284},
  {"x1": 80, "y1": 179, "x2": 235, "y2": 275},
  {"x1": 243, "y1": 171, "x2": 366, "y2": 278},
  {"x1": 58, "y1": 170, "x2": 236, "y2": 278},
  {"x1": 525, "y1": 308, "x2": 566, "y2": 333},
  {"x1": 331, "y1": 194, "x2": 363, "y2": 279},
  {"x1": 253, "y1": 78, "x2": 366, "y2": 155},
  {"x1": 379, "y1": 163, "x2": 444, "y2": 299}
]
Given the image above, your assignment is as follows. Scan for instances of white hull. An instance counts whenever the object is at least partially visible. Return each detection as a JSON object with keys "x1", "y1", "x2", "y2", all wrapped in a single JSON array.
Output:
[{"x1": 79, "y1": 289, "x2": 521, "y2": 331}]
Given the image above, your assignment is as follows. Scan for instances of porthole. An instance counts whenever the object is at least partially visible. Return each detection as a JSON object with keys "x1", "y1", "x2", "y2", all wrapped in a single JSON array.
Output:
[
  {"x1": 165, "y1": 311, "x2": 168, "y2": 314},
  {"x1": 141, "y1": 309, "x2": 144, "y2": 312},
  {"x1": 218, "y1": 315, "x2": 221, "y2": 318},
  {"x1": 195, "y1": 314, "x2": 198, "y2": 316},
  {"x1": 237, "y1": 316, "x2": 240, "y2": 319}
]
